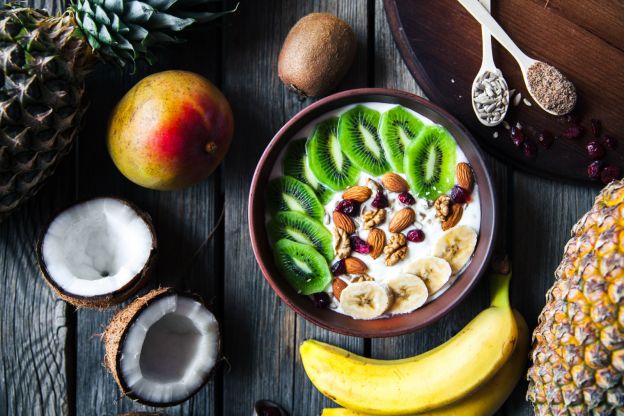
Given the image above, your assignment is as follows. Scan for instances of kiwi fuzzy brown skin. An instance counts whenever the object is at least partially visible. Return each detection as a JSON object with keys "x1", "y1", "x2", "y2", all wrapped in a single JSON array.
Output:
[
  {"x1": 104, "y1": 288, "x2": 222, "y2": 407},
  {"x1": 278, "y1": 13, "x2": 356, "y2": 97},
  {"x1": 35, "y1": 197, "x2": 158, "y2": 309}
]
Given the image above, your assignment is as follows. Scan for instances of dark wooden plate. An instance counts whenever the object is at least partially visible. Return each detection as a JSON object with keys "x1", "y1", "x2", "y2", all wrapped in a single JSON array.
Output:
[{"x1": 384, "y1": 0, "x2": 624, "y2": 184}]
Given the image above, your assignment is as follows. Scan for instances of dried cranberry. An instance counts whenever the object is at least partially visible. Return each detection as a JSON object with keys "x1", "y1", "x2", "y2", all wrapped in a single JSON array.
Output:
[
  {"x1": 331, "y1": 259, "x2": 346, "y2": 276},
  {"x1": 563, "y1": 126, "x2": 585, "y2": 140},
  {"x1": 586, "y1": 140, "x2": 605, "y2": 160},
  {"x1": 350, "y1": 236, "x2": 371, "y2": 254},
  {"x1": 510, "y1": 126, "x2": 525, "y2": 147},
  {"x1": 398, "y1": 191, "x2": 416, "y2": 205},
  {"x1": 604, "y1": 135, "x2": 617, "y2": 150},
  {"x1": 523, "y1": 140, "x2": 537, "y2": 158},
  {"x1": 335, "y1": 199, "x2": 360, "y2": 216},
  {"x1": 371, "y1": 192, "x2": 388, "y2": 209},
  {"x1": 591, "y1": 119, "x2": 601, "y2": 137},
  {"x1": 310, "y1": 292, "x2": 330, "y2": 308},
  {"x1": 538, "y1": 130, "x2": 554, "y2": 148},
  {"x1": 587, "y1": 161, "x2": 604, "y2": 180},
  {"x1": 450, "y1": 186, "x2": 469, "y2": 204},
  {"x1": 601, "y1": 165, "x2": 621, "y2": 184},
  {"x1": 406, "y1": 229, "x2": 425, "y2": 243}
]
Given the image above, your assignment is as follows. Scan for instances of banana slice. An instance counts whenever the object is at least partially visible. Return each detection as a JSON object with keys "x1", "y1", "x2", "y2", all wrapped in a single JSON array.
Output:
[
  {"x1": 433, "y1": 225, "x2": 478, "y2": 274},
  {"x1": 403, "y1": 257, "x2": 452, "y2": 294},
  {"x1": 386, "y1": 274, "x2": 428, "y2": 314},
  {"x1": 340, "y1": 281, "x2": 393, "y2": 320}
]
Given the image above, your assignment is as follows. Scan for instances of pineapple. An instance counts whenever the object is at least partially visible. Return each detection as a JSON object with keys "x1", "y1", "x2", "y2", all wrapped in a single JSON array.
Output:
[
  {"x1": 527, "y1": 179, "x2": 624, "y2": 415},
  {"x1": 0, "y1": 1, "x2": 234, "y2": 221}
]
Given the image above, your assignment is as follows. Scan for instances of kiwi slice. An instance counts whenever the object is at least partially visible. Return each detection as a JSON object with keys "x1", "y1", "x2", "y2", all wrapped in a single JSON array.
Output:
[
  {"x1": 283, "y1": 138, "x2": 333, "y2": 203},
  {"x1": 404, "y1": 125, "x2": 457, "y2": 200},
  {"x1": 379, "y1": 106, "x2": 425, "y2": 173},
  {"x1": 273, "y1": 239, "x2": 332, "y2": 295},
  {"x1": 267, "y1": 176, "x2": 325, "y2": 221},
  {"x1": 268, "y1": 211, "x2": 334, "y2": 261},
  {"x1": 306, "y1": 118, "x2": 360, "y2": 191},
  {"x1": 338, "y1": 105, "x2": 390, "y2": 176}
]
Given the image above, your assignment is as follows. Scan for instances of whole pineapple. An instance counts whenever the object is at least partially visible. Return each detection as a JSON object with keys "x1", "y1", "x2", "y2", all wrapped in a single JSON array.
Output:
[
  {"x1": 527, "y1": 179, "x2": 624, "y2": 415},
  {"x1": 0, "y1": 1, "x2": 233, "y2": 221}
]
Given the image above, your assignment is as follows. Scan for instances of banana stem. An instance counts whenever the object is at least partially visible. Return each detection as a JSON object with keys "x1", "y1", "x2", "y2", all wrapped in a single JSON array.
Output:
[{"x1": 489, "y1": 268, "x2": 512, "y2": 308}]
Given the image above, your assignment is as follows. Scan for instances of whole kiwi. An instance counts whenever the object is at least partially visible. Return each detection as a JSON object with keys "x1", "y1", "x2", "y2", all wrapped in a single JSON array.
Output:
[{"x1": 278, "y1": 13, "x2": 356, "y2": 97}]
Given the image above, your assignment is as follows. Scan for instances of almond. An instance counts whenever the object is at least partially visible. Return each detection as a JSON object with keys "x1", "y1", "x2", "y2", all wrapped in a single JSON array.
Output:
[
  {"x1": 456, "y1": 162, "x2": 474, "y2": 192},
  {"x1": 333, "y1": 211, "x2": 355, "y2": 234},
  {"x1": 345, "y1": 257, "x2": 368, "y2": 274},
  {"x1": 442, "y1": 203, "x2": 463, "y2": 230},
  {"x1": 332, "y1": 278, "x2": 348, "y2": 300},
  {"x1": 343, "y1": 186, "x2": 372, "y2": 202},
  {"x1": 367, "y1": 228, "x2": 385, "y2": 259},
  {"x1": 388, "y1": 208, "x2": 415, "y2": 233},
  {"x1": 381, "y1": 173, "x2": 409, "y2": 193}
]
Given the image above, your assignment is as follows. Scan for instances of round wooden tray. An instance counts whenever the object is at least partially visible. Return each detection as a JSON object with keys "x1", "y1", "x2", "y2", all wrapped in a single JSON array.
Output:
[{"x1": 384, "y1": 0, "x2": 624, "y2": 184}]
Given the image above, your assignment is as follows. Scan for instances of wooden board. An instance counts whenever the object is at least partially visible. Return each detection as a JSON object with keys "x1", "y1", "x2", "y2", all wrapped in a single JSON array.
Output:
[{"x1": 384, "y1": 0, "x2": 624, "y2": 184}]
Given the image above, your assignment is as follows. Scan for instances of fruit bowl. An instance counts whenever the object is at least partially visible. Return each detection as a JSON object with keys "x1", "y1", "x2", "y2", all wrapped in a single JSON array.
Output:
[{"x1": 249, "y1": 88, "x2": 497, "y2": 337}]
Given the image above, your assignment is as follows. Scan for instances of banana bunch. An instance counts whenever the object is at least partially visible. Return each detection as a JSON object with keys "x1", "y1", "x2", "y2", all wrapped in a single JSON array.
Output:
[{"x1": 300, "y1": 261, "x2": 528, "y2": 416}]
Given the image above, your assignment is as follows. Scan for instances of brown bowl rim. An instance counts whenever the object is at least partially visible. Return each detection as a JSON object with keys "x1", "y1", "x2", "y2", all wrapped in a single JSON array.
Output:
[{"x1": 248, "y1": 88, "x2": 497, "y2": 338}]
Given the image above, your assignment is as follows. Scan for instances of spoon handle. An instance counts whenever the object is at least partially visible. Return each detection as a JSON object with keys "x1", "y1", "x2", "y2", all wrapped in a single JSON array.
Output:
[
  {"x1": 458, "y1": 0, "x2": 535, "y2": 70},
  {"x1": 478, "y1": 0, "x2": 494, "y2": 69}
]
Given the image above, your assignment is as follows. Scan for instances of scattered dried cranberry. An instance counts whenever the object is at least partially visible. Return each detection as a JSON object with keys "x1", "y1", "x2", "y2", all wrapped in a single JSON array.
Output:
[
  {"x1": 371, "y1": 192, "x2": 388, "y2": 209},
  {"x1": 331, "y1": 259, "x2": 346, "y2": 276},
  {"x1": 591, "y1": 119, "x2": 601, "y2": 137},
  {"x1": 310, "y1": 292, "x2": 330, "y2": 308},
  {"x1": 601, "y1": 165, "x2": 621, "y2": 184},
  {"x1": 604, "y1": 135, "x2": 617, "y2": 150},
  {"x1": 350, "y1": 236, "x2": 371, "y2": 254},
  {"x1": 335, "y1": 199, "x2": 360, "y2": 216},
  {"x1": 398, "y1": 191, "x2": 416, "y2": 205},
  {"x1": 406, "y1": 229, "x2": 425, "y2": 243},
  {"x1": 586, "y1": 140, "x2": 605, "y2": 160},
  {"x1": 510, "y1": 126, "x2": 525, "y2": 147},
  {"x1": 523, "y1": 140, "x2": 537, "y2": 158},
  {"x1": 587, "y1": 161, "x2": 604, "y2": 180},
  {"x1": 450, "y1": 186, "x2": 469, "y2": 204},
  {"x1": 563, "y1": 125, "x2": 585, "y2": 140},
  {"x1": 538, "y1": 130, "x2": 554, "y2": 149}
]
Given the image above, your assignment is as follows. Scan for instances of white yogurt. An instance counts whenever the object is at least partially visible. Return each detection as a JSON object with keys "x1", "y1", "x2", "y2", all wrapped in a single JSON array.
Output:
[{"x1": 267, "y1": 102, "x2": 481, "y2": 318}]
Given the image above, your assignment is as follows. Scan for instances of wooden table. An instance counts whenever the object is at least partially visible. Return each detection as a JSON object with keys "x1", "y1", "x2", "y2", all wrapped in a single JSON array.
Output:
[{"x1": 0, "y1": 1, "x2": 599, "y2": 415}]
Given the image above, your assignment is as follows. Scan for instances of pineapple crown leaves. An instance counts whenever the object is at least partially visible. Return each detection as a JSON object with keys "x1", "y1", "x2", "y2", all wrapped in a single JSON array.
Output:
[{"x1": 70, "y1": 0, "x2": 237, "y2": 66}]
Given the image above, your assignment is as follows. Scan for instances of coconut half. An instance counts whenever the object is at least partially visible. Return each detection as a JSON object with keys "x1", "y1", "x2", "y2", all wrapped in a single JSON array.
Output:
[
  {"x1": 104, "y1": 288, "x2": 220, "y2": 406},
  {"x1": 36, "y1": 197, "x2": 157, "y2": 308}
]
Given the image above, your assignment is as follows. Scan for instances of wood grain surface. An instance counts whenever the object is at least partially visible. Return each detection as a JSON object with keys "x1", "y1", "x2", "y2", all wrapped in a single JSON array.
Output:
[
  {"x1": 385, "y1": 0, "x2": 624, "y2": 184},
  {"x1": 0, "y1": 0, "x2": 605, "y2": 415}
]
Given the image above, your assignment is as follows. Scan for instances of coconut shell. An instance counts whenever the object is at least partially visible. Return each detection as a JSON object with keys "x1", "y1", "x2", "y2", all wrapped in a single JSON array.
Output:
[
  {"x1": 104, "y1": 288, "x2": 221, "y2": 407},
  {"x1": 278, "y1": 12, "x2": 356, "y2": 97},
  {"x1": 36, "y1": 197, "x2": 158, "y2": 309}
]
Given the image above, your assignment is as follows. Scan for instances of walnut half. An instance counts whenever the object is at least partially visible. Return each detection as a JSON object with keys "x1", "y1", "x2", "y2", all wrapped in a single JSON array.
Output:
[
  {"x1": 383, "y1": 233, "x2": 408, "y2": 266},
  {"x1": 332, "y1": 227, "x2": 351, "y2": 259},
  {"x1": 434, "y1": 195, "x2": 451, "y2": 220},
  {"x1": 362, "y1": 209, "x2": 386, "y2": 230}
]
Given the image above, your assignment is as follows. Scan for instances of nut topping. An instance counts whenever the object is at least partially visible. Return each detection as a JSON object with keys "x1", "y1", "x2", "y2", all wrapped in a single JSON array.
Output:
[
  {"x1": 332, "y1": 278, "x2": 348, "y2": 300},
  {"x1": 332, "y1": 227, "x2": 351, "y2": 259},
  {"x1": 381, "y1": 173, "x2": 409, "y2": 193},
  {"x1": 351, "y1": 274, "x2": 375, "y2": 283},
  {"x1": 383, "y1": 233, "x2": 408, "y2": 266},
  {"x1": 389, "y1": 208, "x2": 416, "y2": 233},
  {"x1": 442, "y1": 203, "x2": 463, "y2": 231},
  {"x1": 362, "y1": 209, "x2": 386, "y2": 230},
  {"x1": 333, "y1": 211, "x2": 355, "y2": 234},
  {"x1": 367, "y1": 228, "x2": 386, "y2": 259},
  {"x1": 434, "y1": 195, "x2": 451, "y2": 220},
  {"x1": 456, "y1": 163, "x2": 474, "y2": 192},
  {"x1": 343, "y1": 186, "x2": 372, "y2": 202},
  {"x1": 345, "y1": 257, "x2": 368, "y2": 274}
]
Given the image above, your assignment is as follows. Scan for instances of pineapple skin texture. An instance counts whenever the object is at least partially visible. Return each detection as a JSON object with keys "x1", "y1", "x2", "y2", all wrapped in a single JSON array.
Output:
[{"x1": 527, "y1": 179, "x2": 624, "y2": 415}]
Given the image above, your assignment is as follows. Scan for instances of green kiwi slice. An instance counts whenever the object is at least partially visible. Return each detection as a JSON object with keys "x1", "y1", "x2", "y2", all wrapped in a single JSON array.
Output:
[
  {"x1": 379, "y1": 106, "x2": 425, "y2": 173},
  {"x1": 268, "y1": 211, "x2": 334, "y2": 262},
  {"x1": 338, "y1": 105, "x2": 390, "y2": 176},
  {"x1": 273, "y1": 239, "x2": 332, "y2": 295},
  {"x1": 404, "y1": 125, "x2": 457, "y2": 201},
  {"x1": 306, "y1": 118, "x2": 360, "y2": 191},
  {"x1": 283, "y1": 138, "x2": 333, "y2": 203},
  {"x1": 267, "y1": 176, "x2": 325, "y2": 221}
]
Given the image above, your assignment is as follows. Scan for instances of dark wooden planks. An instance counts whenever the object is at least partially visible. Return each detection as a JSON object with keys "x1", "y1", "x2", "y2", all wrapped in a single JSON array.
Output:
[
  {"x1": 0, "y1": 2, "x2": 73, "y2": 416},
  {"x1": 73, "y1": 26, "x2": 224, "y2": 415}
]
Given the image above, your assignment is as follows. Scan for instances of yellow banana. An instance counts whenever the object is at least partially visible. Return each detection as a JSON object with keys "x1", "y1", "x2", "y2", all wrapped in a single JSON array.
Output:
[
  {"x1": 300, "y1": 269, "x2": 517, "y2": 415},
  {"x1": 321, "y1": 310, "x2": 529, "y2": 416}
]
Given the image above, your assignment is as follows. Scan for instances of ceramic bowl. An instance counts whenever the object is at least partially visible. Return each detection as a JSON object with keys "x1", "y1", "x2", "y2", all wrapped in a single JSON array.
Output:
[{"x1": 249, "y1": 88, "x2": 497, "y2": 337}]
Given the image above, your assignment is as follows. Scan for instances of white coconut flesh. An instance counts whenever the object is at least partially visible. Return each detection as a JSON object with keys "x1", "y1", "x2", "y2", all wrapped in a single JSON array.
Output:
[
  {"x1": 120, "y1": 294, "x2": 219, "y2": 404},
  {"x1": 41, "y1": 198, "x2": 154, "y2": 297}
]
